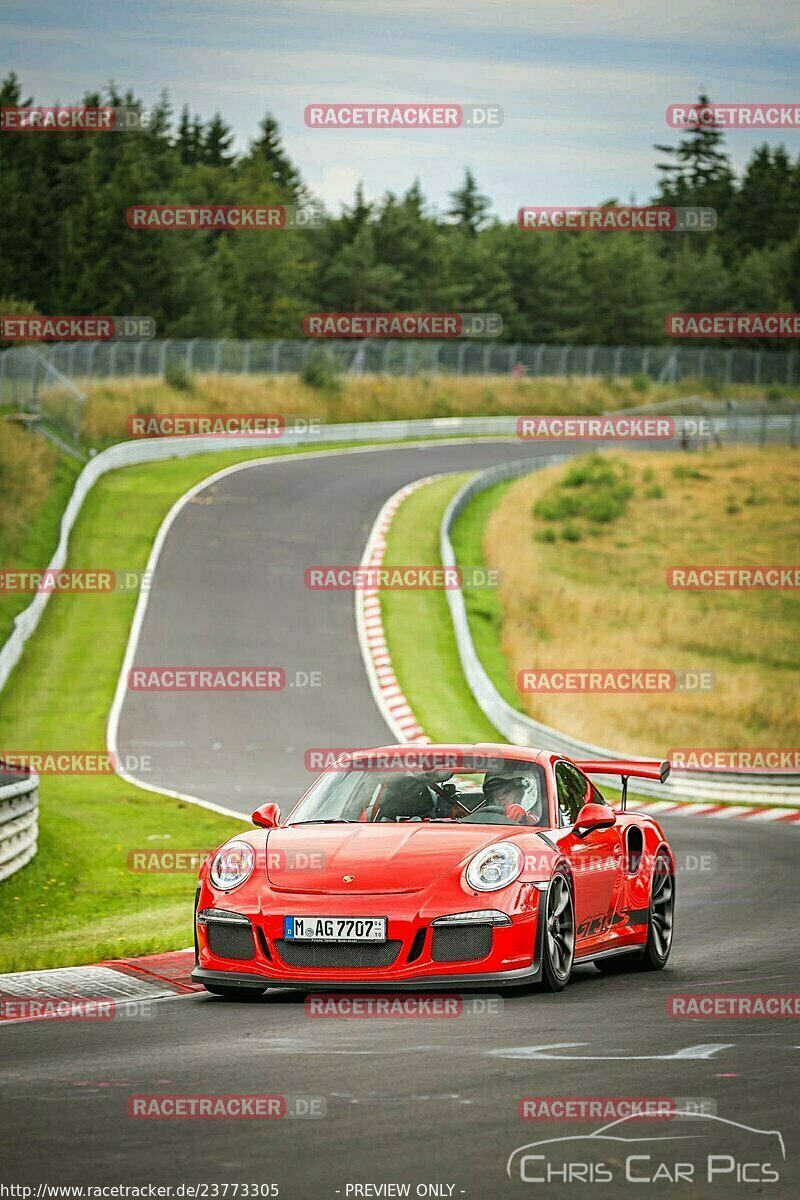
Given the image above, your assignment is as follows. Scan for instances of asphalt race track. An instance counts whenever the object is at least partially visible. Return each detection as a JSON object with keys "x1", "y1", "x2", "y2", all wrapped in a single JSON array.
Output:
[
  {"x1": 117, "y1": 440, "x2": 571, "y2": 812},
  {"x1": 2, "y1": 442, "x2": 799, "y2": 1196}
]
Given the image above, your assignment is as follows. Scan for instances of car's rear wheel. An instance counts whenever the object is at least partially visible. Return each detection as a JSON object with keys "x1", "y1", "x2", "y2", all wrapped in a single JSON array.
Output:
[
  {"x1": 596, "y1": 850, "x2": 674, "y2": 974},
  {"x1": 203, "y1": 984, "x2": 267, "y2": 1000},
  {"x1": 540, "y1": 872, "x2": 575, "y2": 992},
  {"x1": 638, "y1": 852, "x2": 675, "y2": 970}
]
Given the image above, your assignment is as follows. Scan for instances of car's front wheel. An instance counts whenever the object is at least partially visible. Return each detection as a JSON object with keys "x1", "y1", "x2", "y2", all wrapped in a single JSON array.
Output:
[
  {"x1": 540, "y1": 872, "x2": 575, "y2": 992},
  {"x1": 203, "y1": 984, "x2": 267, "y2": 1000}
]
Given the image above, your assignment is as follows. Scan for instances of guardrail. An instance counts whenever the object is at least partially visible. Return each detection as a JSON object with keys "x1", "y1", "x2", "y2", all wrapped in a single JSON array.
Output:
[
  {"x1": 0, "y1": 762, "x2": 39, "y2": 883},
  {"x1": 440, "y1": 442, "x2": 800, "y2": 806}
]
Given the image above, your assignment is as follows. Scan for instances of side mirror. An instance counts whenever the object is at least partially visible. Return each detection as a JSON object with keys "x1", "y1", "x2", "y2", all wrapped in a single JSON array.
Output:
[
  {"x1": 252, "y1": 802, "x2": 281, "y2": 829},
  {"x1": 574, "y1": 802, "x2": 616, "y2": 837}
]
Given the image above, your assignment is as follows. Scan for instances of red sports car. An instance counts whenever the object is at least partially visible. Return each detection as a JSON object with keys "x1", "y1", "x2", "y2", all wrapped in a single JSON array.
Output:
[{"x1": 191, "y1": 744, "x2": 675, "y2": 996}]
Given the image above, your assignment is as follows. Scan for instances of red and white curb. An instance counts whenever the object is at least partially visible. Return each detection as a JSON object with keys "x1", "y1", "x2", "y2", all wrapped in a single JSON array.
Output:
[
  {"x1": 356, "y1": 476, "x2": 445, "y2": 745},
  {"x1": 0, "y1": 949, "x2": 199, "y2": 1025},
  {"x1": 625, "y1": 799, "x2": 800, "y2": 824},
  {"x1": 355, "y1": 477, "x2": 800, "y2": 826}
]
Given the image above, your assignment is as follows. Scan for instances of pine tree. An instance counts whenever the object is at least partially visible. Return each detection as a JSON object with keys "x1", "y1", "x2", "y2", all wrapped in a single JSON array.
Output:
[
  {"x1": 654, "y1": 94, "x2": 734, "y2": 210},
  {"x1": 177, "y1": 105, "x2": 202, "y2": 165},
  {"x1": 203, "y1": 113, "x2": 235, "y2": 168},
  {"x1": 246, "y1": 115, "x2": 305, "y2": 201},
  {"x1": 728, "y1": 146, "x2": 800, "y2": 252},
  {"x1": 446, "y1": 169, "x2": 491, "y2": 235}
]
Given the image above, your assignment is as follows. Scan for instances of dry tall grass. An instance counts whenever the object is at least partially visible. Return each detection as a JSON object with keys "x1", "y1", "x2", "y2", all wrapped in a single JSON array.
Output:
[
  {"x1": 75, "y1": 373, "x2": 780, "y2": 448},
  {"x1": 0, "y1": 420, "x2": 60, "y2": 557},
  {"x1": 485, "y1": 447, "x2": 800, "y2": 755}
]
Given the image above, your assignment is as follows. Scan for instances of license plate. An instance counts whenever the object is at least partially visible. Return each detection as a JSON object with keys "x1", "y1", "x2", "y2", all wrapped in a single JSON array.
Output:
[{"x1": 284, "y1": 916, "x2": 387, "y2": 943}]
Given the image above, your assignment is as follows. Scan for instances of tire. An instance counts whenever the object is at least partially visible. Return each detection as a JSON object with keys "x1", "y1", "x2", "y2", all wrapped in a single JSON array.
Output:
[
  {"x1": 539, "y1": 871, "x2": 575, "y2": 992},
  {"x1": 595, "y1": 850, "x2": 675, "y2": 975},
  {"x1": 636, "y1": 851, "x2": 675, "y2": 971},
  {"x1": 203, "y1": 984, "x2": 267, "y2": 1000}
]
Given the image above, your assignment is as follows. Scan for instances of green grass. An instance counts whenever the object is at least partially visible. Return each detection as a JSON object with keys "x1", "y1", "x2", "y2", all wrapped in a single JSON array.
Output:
[
  {"x1": 449, "y1": 479, "x2": 521, "y2": 710},
  {"x1": 379, "y1": 475, "x2": 507, "y2": 744},
  {"x1": 532, "y1": 453, "x2": 634, "y2": 537},
  {"x1": 0, "y1": 439, "x2": 397, "y2": 972}
]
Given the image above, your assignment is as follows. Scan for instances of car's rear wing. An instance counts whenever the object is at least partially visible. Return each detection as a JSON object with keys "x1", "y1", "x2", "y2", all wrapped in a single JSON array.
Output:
[
  {"x1": 574, "y1": 759, "x2": 671, "y2": 810},
  {"x1": 575, "y1": 759, "x2": 671, "y2": 784}
]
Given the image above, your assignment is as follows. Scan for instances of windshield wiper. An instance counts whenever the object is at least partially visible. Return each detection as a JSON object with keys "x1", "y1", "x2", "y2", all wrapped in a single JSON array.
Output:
[{"x1": 286, "y1": 819, "x2": 359, "y2": 826}]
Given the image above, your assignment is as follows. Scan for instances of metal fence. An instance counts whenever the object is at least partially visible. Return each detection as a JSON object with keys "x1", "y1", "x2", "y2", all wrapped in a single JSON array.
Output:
[
  {"x1": 3, "y1": 339, "x2": 798, "y2": 452},
  {"x1": 2, "y1": 338, "x2": 799, "y2": 395}
]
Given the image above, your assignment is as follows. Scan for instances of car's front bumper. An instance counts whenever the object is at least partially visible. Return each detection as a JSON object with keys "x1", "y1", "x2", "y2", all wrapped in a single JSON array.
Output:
[
  {"x1": 191, "y1": 958, "x2": 543, "y2": 991},
  {"x1": 193, "y1": 885, "x2": 546, "y2": 990}
]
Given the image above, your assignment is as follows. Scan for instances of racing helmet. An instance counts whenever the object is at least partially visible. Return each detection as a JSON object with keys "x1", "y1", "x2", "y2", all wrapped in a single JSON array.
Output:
[{"x1": 482, "y1": 767, "x2": 543, "y2": 820}]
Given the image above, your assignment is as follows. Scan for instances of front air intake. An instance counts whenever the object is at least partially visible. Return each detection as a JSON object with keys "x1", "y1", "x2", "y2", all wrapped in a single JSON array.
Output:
[
  {"x1": 275, "y1": 940, "x2": 402, "y2": 968},
  {"x1": 207, "y1": 922, "x2": 256, "y2": 961},
  {"x1": 431, "y1": 924, "x2": 492, "y2": 963}
]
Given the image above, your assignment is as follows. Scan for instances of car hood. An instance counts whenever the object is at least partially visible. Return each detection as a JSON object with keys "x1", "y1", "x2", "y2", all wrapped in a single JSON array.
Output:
[{"x1": 265, "y1": 823, "x2": 514, "y2": 894}]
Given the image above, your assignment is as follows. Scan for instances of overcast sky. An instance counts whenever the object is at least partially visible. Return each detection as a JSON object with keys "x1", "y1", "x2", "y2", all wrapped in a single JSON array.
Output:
[{"x1": 4, "y1": 0, "x2": 799, "y2": 219}]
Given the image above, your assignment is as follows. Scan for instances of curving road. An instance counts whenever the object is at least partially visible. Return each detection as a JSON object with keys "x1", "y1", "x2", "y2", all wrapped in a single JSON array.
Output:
[
  {"x1": 2, "y1": 442, "x2": 799, "y2": 1196},
  {"x1": 115, "y1": 440, "x2": 569, "y2": 812}
]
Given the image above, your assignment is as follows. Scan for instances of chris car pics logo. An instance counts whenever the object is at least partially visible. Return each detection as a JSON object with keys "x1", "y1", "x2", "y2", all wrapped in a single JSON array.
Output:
[{"x1": 507, "y1": 1112, "x2": 785, "y2": 1185}]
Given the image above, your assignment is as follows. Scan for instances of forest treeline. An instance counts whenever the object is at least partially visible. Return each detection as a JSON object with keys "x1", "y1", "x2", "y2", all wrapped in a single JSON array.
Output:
[{"x1": 2, "y1": 76, "x2": 799, "y2": 347}]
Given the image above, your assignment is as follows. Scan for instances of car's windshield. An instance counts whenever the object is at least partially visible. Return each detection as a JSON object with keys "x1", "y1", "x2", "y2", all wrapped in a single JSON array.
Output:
[{"x1": 288, "y1": 752, "x2": 548, "y2": 827}]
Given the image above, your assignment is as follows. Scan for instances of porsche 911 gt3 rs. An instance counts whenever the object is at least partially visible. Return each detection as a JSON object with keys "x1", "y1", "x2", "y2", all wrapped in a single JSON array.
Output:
[{"x1": 191, "y1": 744, "x2": 675, "y2": 996}]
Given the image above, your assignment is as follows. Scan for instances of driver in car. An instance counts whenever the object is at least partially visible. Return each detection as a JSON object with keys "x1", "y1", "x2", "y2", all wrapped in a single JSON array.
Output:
[
  {"x1": 372, "y1": 768, "x2": 544, "y2": 826},
  {"x1": 477, "y1": 771, "x2": 544, "y2": 825}
]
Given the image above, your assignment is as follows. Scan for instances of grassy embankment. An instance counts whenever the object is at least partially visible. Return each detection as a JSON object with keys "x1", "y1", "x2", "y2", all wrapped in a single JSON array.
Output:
[
  {"x1": 475, "y1": 448, "x2": 799, "y2": 756},
  {"x1": 0, "y1": 422, "x2": 81, "y2": 645},
  {"x1": 378, "y1": 446, "x2": 799, "y2": 797}
]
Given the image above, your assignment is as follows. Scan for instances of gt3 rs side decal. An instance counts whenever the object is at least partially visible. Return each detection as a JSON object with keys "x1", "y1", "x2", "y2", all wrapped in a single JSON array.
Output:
[{"x1": 576, "y1": 907, "x2": 650, "y2": 940}]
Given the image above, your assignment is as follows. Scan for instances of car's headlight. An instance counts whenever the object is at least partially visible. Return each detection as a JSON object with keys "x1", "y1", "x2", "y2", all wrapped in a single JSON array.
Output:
[
  {"x1": 209, "y1": 841, "x2": 256, "y2": 891},
  {"x1": 465, "y1": 841, "x2": 523, "y2": 892}
]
